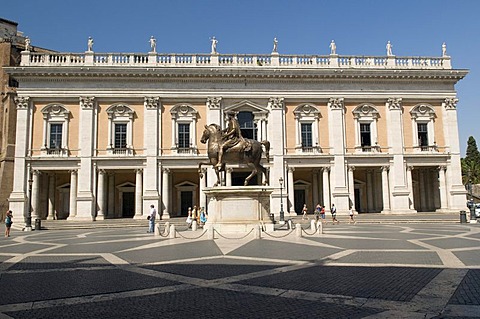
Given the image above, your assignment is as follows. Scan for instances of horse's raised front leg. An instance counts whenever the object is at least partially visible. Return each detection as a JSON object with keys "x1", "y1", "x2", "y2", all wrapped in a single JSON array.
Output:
[{"x1": 244, "y1": 167, "x2": 258, "y2": 186}]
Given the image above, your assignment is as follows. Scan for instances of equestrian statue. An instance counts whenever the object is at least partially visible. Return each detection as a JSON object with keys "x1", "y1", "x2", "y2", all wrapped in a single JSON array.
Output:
[{"x1": 199, "y1": 112, "x2": 270, "y2": 186}]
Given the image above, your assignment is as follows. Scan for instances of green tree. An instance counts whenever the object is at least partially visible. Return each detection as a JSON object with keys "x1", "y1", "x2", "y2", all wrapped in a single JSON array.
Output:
[{"x1": 462, "y1": 136, "x2": 480, "y2": 184}]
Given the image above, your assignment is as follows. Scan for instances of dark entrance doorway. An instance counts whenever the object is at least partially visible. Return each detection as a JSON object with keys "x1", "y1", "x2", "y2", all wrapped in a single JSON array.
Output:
[
  {"x1": 180, "y1": 191, "x2": 193, "y2": 216},
  {"x1": 294, "y1": 189, "x2": 305, "y2": 215},
  {"x1": 122, "y1": 192, "x2": 135, "y2": 218}
]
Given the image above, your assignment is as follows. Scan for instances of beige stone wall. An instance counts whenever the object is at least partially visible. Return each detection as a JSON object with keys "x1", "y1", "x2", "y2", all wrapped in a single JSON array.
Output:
[
  {"x1": 284, "y1": 103, "x2": 296, "y2": 154},
  {"x1": 131, "y1": 103, "x2": 144, "y2": 154},
  {"x1": 319, "y1": 103, "x2": 329, "y2": 152},
  {"x1": 377, "y1": 104, "x2": 388, "y2": 150},
  {"x1": 344, "y1": 103, "x2": 356, "y2": 151}
]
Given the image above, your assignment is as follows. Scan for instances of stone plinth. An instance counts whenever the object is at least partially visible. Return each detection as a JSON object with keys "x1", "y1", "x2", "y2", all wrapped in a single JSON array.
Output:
[{"x1": 203, "y1": 186, "x2": 274, "y2": 232}]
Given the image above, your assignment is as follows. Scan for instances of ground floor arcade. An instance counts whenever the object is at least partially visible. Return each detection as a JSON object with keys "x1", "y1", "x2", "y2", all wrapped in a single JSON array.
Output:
[{"x1": 10, "y1": 155, "x2": 460, "y2": 223}]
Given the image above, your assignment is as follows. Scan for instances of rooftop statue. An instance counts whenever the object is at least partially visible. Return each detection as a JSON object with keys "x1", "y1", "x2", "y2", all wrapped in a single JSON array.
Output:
[
  {"x1": 210, "y1": 36, "x2": 218, "y2": 54},
  {"x1": 199, "y1": 112, "x2": 270, "y2": 186},
  {"x1": 272, "y1": 37, "x2": 278, "y2": 53},
  {"x1": 149, "y1": 36, "x2": 157, "y2": 53},
  {"x1": 386, "y1": 41, "x2": 393, "y2": 56},
  {"x1": 329, "y1": 40, "x2": 336, "y2": 55},
  {"x1": 87, "y1": 36, "x2": 94, "y2": 52}
]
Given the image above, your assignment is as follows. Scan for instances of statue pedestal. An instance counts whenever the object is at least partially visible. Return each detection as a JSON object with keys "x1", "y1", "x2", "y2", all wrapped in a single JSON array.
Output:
[{"x1": 203, "y1": 186, "x2": 274, "y2": 233}]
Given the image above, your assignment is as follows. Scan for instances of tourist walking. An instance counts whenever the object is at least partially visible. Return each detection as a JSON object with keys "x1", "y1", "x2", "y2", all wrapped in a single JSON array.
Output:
[
  {"x1": 321, "y1": 206, "x2": 326, "y2": 223},
  {"x1": 5, "y1": 210, "x2": 13, "y2": 237},
  {"x1": 147, "y1": 205, "x2": 156, "y2": 233},
  {"x1": 302, "y1": 204, "x2": 308, "y2": 220},
  {"x1": 349, "y1": 207, "x2": 356, "y2": 224},
  {"x1": 186, "y1": 207, "x2": 193, "y2": 228},
  {"x1": 314, "y1": 203, "x2": 321, "y2": 221},
  {"x1": 331, "y1": 204, "x2": 338, "y2": 224}
]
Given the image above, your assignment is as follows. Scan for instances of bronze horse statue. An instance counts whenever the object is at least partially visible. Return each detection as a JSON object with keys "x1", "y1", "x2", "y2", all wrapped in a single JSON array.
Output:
[{"x1": 199, "y1": 124, "x2": 270, "y2": 186}]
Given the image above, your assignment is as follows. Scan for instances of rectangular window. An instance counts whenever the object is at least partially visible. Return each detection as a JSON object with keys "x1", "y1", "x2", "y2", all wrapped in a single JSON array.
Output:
[
  {"x1": 178, "y1": 123, "x2": 190, "y2": 149},
  {"x1": 49, "y1": 123, "x2": 63, "y2": 149},
  {"x1": 301, "y1": 123, "x2": 312, "y2": 148},
  {"x1": 114, "y1": 123, "x2": 127, "y2": 148},
  {"x1": 417, "y1": 123, "x2": 428, "y2": 149},
  {"x1": 360, "y1": 123, "x2": 371, "y2": 147}
]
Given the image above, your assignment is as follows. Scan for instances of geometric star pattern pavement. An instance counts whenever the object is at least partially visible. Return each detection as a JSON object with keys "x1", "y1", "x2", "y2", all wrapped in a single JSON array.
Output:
[{"x1": 1, "y1": 223, "x2": 479, "y2": 318}]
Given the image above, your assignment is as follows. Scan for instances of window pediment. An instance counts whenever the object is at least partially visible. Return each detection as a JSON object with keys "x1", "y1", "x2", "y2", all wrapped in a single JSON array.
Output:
[
  {"x1": 294, "y1": 104, "x2": 320, "y2": 118},
  {"x1": 107, "y1": 103, "x2": 134, "y2": 120},
  {"x1": 353, "y1": 104, "x2": 379, "y2": 119},
  {"x1": 224, "y1": 100, "x2": 268, "y2": 115},
  {"x1": 171, "y1": 104, "x2": 197, "y2": 119},
  {"x1": 41, "y1": 104, "x2": 70, "y2": 120},
  {"x1": 410, "y1": 104, "x2": 436, "y2": 119}
]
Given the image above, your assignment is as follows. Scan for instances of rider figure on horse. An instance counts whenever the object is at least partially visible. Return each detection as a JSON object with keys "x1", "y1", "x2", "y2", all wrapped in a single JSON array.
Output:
[{"x1": 216, "y1": 112, "x2": 251, "y2": 168}]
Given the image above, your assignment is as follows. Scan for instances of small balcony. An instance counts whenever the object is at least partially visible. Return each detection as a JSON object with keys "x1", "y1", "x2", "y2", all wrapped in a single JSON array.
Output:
[
  {"x1": 296, "y1": 144, "x2": 322, "y2": 154},
  {"x1": 41, "y1": 147, "x2": 69, "y2": 157},
  {"x1": 107, "y1": 145, "x2": 134, "y2": 156}
]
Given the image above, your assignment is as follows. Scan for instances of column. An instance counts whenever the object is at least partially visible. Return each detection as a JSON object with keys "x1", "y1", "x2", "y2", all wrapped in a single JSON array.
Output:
[
  {"x1": 135, "y1": 169, "x2": 143, "y2": 219},
  {"x1": 68, "y1": 170, "x2": 77, "y2": 220},
  {"x1": 31, "y1": 170, "x2": 41, "y2": 220},
  {"x1": 287, "y1": 166, "x2": 295, "y2": 214},
  {"x1": 9, "y1": 97, "x2": 30, "y2": 217},
  {"x1": 419, "y1": 170, "x2": 426, "y2": 211},
  {"x1": 386, "y1": 98, "x2": 410, "y2": 212},
  {"x1": 322, "y1": 167, "x2": 331, "y2": 211},
  {"x1": 327, "y1": 98, "x2": 349, "y2": 211},
  {"x1": 312, "y1": 170, "x2": 319, "y2": 206},
  {"x1": 348, "y1": 166, "x2": 355, "y2": 210},
  {"x1": 226, "y1": 167, "x2": 233, "y2": 186},
  {"x1": 108, "y1": 173, "x2": 115, "y2": 218},
  {"x1": 367, "y1": 170, "x2": 374, "y2": 212},
  {"x1": 199, "y1": 168, "x2": 207, "y2": 210},
  {"x1": 438, "y1": 166, "x2": 448, "y2": 210},
  {"x1": 76, "y1": 96, "x2": 95, "y2": 219},
  {"x1": 162, "y1": 168, "x2": 171, "y2": 219},
  {"x1": 97, "y1": 169, "x2": 106, "y2": 220},
  {"x1": 406, "y1": 166, "x2": 414, "y2": 210},
  {"x1": 442, "y1": 98, "x2": 466, "y2": 209},
  {"x1": 143, "y1": 97, "x2": 160, "y2": 210},
  {"x1": 381, "y1": 166, "x2": 391, "y2": 212},
  {"x1": 47, "y1": 174, "x2": 55, "y2": 220}
]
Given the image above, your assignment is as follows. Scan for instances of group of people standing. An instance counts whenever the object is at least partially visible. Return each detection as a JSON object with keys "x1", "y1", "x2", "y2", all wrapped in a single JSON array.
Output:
[
  {"x1": 186, "y1": 206, "x2": 207, "y2": 228},
  {"x1": 302, "y1": 203, "x2": 356, "y2": 224}
]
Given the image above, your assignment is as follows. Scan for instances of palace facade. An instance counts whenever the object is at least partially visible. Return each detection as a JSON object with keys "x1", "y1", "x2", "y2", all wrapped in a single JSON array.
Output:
[{"x1": 6, "y1": 44, "x2": 468, "y2": 222}]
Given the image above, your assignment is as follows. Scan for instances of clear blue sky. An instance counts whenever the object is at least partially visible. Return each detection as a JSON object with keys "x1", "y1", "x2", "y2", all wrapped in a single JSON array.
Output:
[{"x1": 4, "y1": 0, "x2": 479, "y2": 155}]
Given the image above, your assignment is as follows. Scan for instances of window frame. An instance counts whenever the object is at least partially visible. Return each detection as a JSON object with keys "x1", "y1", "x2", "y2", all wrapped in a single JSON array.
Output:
[
  {"x1": 170, "y1": 104, "x2": 198, "y2": 155},
  {"x1": 106, "y1": 104, "x2": 135, "y2": 156},
  {"x1": 293, "y1": 104, "x2": 321, "y2": 154},
  {"x1": 410, "y1": 104, "x2": 436, "y2": 152},
  {"x1": 41, "y1": 104, "x2": 70, "y2": 156},
  {"x1": 353, "y1": 104, "x2": 379, "y2": 153}
]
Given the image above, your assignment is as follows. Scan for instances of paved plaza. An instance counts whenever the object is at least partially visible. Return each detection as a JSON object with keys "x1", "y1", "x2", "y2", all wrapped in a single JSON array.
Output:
[{"x1": 1, "y1": 220, "x2": 480, "y2": 318}]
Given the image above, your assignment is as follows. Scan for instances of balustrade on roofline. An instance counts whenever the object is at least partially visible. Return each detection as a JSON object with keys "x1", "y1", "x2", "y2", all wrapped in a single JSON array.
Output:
[{"x1": 20, "y1": 51, "x2": 452, "y2": 69}]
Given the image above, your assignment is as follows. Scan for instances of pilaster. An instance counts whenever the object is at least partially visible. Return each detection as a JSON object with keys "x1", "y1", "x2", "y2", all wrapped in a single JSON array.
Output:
[{"x1": 143, "y1": 97, "x2": 160, "y2": 209}]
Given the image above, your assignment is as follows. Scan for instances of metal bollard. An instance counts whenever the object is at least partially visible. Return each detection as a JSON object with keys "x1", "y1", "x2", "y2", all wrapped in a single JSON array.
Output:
[
  {"x1": 169, "y1": 224, "x2": 176, "y2": 239},
  {"x1": 192, "y1": 220, "x2": 198, "y2": 231},
  {"x1": 287, "y1": 219, "x2": 292, "y2": 230},
  {"x1": 460, "y1": 211, "x2": 467, "y2": 224},
  {"x1": 295, "y1": 223, "x2": 302, "y2": 237},
  {"x1": 310, "y1": 219, "x2": 316, "y2": 231}
]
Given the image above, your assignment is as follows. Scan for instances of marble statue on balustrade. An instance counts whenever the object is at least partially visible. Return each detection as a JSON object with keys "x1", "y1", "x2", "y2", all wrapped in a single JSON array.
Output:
[
  {"x1": 199, "y1": 112, "x2": 270, "y2": 186},
  {"x1": 149, "y1": 36, "x2": 157, "y2": 53},
  {"x1": 24, "y1": 36, "x2": 31, "y2": 51},
  {"x1": 386, "y1": 41, "x2": 393, "y2": 56},
  {"x1": 210, "y1": 36, "x2": 218, "y2": 54},
  {"x1": 272, "y1": 37, "x2": 278, "y2": 53},
  {"x1": 442, "y1": 42, "x2": 447, "y2": 57},
  {"x1": 87, "y1": 36, "x2": 94, "y2": 52},
  {"x1": 329, "y1": 40, "x2": 336, "y2": 55}
]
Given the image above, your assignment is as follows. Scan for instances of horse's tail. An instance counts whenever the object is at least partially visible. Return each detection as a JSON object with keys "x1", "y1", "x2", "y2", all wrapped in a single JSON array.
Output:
[{"x1": 261, "y1": 140, "x2": 270, "y2": 163}]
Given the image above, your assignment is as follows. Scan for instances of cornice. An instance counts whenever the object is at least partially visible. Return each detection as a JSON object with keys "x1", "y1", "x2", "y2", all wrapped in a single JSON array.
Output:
[{"x1": 5, "y1": 66, "x2": 468, "y2": 82}]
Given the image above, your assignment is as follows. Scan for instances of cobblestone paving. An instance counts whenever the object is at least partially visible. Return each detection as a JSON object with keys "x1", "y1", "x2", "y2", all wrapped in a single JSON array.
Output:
[{"x1": 0, "y1": 223, "x2": 479, "y2": 318}]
